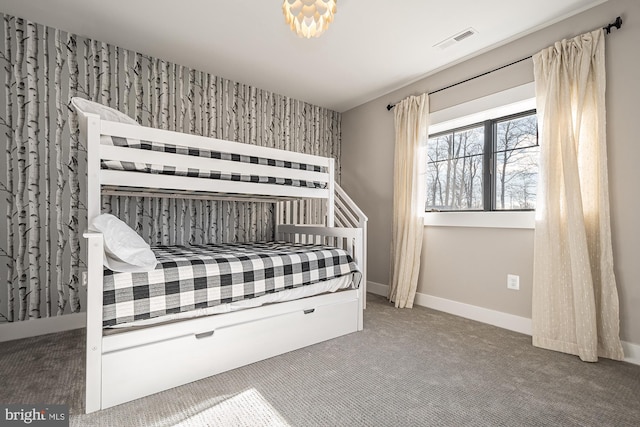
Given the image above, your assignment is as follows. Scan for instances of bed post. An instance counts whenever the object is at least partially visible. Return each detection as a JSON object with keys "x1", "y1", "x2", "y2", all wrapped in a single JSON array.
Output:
[
  {"x1": 327, "y1": 160, "x2": 335, "y2": 227},
  {"x1": 354, "y1": 228, "x2": 364, "y2": 331},
  {"x1": 83, "y1": 232, "x2": 104, "y2": 413},
  {"x1": 79, "y1": 111, "x2": 104, "y2": 413}
]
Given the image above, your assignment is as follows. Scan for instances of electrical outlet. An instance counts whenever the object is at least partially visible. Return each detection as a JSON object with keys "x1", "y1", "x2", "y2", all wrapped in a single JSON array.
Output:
[
  {"x1": 507, "y1": 274, "x2": 520, "y2": 290},
  {"x1": 82, "y1": 271, "x2": 88, "y2": 287}
]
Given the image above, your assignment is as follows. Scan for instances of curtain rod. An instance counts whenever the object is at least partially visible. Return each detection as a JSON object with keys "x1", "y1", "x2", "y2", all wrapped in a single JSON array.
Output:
[{"x1": 386, "y1": 16, "x2": 622, "y2": 111}]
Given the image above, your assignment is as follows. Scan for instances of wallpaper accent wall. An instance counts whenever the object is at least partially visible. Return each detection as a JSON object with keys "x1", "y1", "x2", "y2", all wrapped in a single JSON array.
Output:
[{"x1": 0, "y1": 14, "x2": 342, "y2": 324}]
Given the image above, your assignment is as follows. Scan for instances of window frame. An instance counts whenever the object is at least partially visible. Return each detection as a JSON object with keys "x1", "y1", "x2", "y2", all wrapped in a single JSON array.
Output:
[
  {"x1": 490, "y1": 108, "x2": 539, "y2": 212},
  {"x1": 426, "y1": 109, "x2": 538, "y2": 213},
  {"x1": 423, "y1": 83, "x2": 537, "y2": 229},
  {"x1": 426, "y1": 122, "x2": 486, "y2": 212}
]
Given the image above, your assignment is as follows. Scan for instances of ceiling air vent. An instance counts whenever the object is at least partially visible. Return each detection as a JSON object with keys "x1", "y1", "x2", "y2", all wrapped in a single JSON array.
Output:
[{"x1": 434, "y1": 28, "x2": 478, "y2": 50}]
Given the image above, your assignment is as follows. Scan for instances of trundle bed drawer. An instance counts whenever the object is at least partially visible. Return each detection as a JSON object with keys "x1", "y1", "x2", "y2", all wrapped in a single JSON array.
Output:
[{"x1": 101, "y1": 297, "x2": 358, "y2": 408}]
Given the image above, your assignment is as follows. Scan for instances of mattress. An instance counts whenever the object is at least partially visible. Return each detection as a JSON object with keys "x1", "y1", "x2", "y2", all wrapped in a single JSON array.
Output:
[
  {"x1": 100, "y1": 136, "x2": 327, "y2": 189},
  {"x1": 105, "y1": 273, "x2": 354, "y2": 331},
  {"x1": 103, "y1": 241, "x2": 360, "y2": 327}
]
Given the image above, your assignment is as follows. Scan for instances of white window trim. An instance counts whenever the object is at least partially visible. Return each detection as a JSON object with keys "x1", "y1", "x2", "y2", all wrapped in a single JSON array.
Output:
[
  {"x1": 429, "y1": 82, "x2": 536, "y2": 133},
  {"x1": 425, "y1": 82, "x2": 536, "y2": 229},
  {"x1": 423, "y1": 211, "x2": 535, "y2": 229}
]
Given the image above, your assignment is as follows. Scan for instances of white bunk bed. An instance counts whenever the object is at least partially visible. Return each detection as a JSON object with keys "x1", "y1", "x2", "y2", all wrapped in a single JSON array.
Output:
[{"x1": 77, "y1": 106, "x2": 368, "y2": 413}]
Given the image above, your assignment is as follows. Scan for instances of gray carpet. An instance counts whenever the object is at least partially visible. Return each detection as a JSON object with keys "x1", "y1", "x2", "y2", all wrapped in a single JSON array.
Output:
[{"x1": 1, "y1": 294, "x2": 639, "y2": 426}]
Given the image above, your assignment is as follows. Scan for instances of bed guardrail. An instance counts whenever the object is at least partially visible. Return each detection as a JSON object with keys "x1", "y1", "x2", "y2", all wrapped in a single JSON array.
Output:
[
  {"x1": 334, "y1": 183, "x2": 368, "y2": 307},
  {"x1": 274, "y1": 183, "x2": 368, "y2": 307},
  {"x1": 276, "y1": 223, "x2": 364, "y2": 328}
]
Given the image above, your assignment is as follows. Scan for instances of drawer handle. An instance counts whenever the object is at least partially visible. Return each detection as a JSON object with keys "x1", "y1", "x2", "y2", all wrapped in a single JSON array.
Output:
[
  {"x1": 195, "y1": 330, "x2": 215, "y2": 339},
  {"x1": 304, "y1": 308, "x2": 315, "y2": 314}
]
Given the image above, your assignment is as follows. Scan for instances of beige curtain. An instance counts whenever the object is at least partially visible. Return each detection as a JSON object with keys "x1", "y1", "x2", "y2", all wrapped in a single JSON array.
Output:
[
  {"x1": 389, "y1": 94, "x2": 429, "y2": 308},
  {"x1": 532, "y1": 29, "x2": 624, "y2": 362}
]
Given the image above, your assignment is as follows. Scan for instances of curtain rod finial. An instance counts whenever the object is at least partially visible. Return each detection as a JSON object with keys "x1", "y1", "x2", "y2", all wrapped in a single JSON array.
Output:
[
  {"x1": 614, "y1": 16, "x2": 622, "y2": 29},
  {"x1": 604, "y1": 16, "x2": 622, "y2": 34}
]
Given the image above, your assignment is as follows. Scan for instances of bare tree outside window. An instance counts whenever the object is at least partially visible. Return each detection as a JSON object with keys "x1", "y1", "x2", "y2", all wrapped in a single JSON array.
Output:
[
  {"x1": 495, "y1": 114, "x2": 538, "y2": 210},
  {"x1": 426, "y1": 125, "x2": 484, "y2": 211}
]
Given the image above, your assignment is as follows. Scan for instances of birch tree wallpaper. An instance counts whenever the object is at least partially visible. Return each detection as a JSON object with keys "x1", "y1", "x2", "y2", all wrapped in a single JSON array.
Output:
[{"x1": 0, "y1": 14, "x2": 342, "y2": 325}]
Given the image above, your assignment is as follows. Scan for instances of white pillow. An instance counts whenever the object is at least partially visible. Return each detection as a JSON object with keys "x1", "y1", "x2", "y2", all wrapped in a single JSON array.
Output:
[
  {"x1": 90, "y1": 214, "x2": 157, "y2": 273},
  {"x1": 71, "y1": 97, "x2": 139, "y2": 125},
  {"x1": 71, "y1": 97, "x2": 141, "y2": 147}
]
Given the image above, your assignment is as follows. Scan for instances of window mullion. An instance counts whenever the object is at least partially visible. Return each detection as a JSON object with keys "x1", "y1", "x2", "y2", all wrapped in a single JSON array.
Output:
[{"x1": 483, "y1": 120, "x2": 493, "y2": 211}]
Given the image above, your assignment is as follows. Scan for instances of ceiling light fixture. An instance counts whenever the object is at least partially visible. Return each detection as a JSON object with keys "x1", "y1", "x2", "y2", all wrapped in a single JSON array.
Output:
[{"x1": 283, "y1": 0, "x2": 337, "y2": 39}]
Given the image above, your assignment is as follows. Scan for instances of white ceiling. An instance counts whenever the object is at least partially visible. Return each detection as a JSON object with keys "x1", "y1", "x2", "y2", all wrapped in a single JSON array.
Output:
[{"x1": 0, "y1": 0, "x2": 607, "y2": 112}]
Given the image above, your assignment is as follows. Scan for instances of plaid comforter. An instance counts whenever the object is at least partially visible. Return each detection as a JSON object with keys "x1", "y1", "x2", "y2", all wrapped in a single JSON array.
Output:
[
  {"x1": 100, "y1": 136, "x2": 327, "y2": 189},
  {"x1": 102, "y1": 241, "x2": 360, "y2": 327}
]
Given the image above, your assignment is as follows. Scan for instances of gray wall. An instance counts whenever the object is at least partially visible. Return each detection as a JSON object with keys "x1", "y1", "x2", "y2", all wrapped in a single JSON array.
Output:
[{"x1": 342, "y1": 0, "x2": 640, "y2": 346}]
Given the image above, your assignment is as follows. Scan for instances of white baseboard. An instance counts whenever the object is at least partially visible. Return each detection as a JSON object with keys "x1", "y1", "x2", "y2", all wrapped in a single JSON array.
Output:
[
  {"x1": 367, "y1": 281, "x2": 389, "y2": 298},
  {"x1": 622, "y1": 341, "x2": 640, "y2": 366},
  {"x1": 367, "y1": 281, "x2": 639, "y2": 366},
  {"x1": 414, "y1": 293, "x2": 533, "y2": 335},
  {"x1": 0, "y1": 312, "x2": 86, "y2": 343}
]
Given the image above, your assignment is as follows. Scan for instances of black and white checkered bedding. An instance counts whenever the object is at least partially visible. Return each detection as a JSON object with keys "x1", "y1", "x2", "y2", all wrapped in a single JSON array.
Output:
[
  {"x1": 100, "y1": 136, "x2": 327, "y2": 189},
  {"x1": 102, "y1": 241, "x2": 360, "y2": 327}
]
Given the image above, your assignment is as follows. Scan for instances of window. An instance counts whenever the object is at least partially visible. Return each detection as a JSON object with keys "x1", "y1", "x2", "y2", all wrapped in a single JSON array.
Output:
[{"x1": 426, "y1": 110, "x2": 538, "y2": 212}]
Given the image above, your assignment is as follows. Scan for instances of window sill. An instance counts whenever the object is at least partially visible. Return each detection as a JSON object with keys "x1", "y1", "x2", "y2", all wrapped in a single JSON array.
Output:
[{"x1": 423, "y1": 211, "x2": 535, "y2": 229}]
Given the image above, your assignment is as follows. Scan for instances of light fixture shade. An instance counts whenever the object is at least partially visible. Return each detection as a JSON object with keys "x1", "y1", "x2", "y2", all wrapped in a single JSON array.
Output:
[{"x1": 283, "y1": 0, "x2": 337, "y2": 38}]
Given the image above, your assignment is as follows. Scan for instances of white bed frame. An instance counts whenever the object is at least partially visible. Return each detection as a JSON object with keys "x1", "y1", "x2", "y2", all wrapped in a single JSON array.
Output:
[{"x1": 78, "y1": 111, "x2": 368, "y2": 413}]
